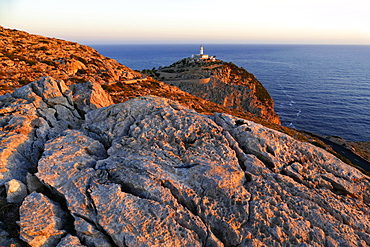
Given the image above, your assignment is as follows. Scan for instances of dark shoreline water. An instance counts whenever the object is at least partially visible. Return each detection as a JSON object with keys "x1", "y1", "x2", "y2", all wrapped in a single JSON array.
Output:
[{"x1": 90, "y1": 44, "x2": 370, "y2": 142}]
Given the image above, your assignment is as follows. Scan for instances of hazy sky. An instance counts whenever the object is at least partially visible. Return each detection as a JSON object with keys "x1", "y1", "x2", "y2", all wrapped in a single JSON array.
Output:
[{"x1": 1, "y1": 0, "x2": 369, "y2": 44}]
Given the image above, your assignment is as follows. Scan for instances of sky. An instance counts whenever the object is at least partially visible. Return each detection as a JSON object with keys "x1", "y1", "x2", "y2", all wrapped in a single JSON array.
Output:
[{"x1": 0, "y1": 0, "x2": 369, "y2": 44}]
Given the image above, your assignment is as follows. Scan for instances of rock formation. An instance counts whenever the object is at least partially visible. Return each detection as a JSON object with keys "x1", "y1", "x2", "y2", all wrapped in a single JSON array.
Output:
[
  {"x1": 0, "y1": 27, "x2": 369, "y2": 246},
  {"x1": 0, "y1": 26, "x2": 142, "y2": 95},
  {"x1": 0, "y1": 76, "x2": 369, "y2": 246},
  {"x1": 155, "y1": 59, "x2": 280, "y2": 124},
  {"x1": 1, "y1": 26, "x2": 279, "y2": 126}
]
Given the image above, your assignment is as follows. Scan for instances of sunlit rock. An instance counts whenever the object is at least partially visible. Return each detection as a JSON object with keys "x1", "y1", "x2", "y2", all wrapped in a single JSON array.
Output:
[{"x1": 19, "y1": 192, "x2": 67, "y2": 247}]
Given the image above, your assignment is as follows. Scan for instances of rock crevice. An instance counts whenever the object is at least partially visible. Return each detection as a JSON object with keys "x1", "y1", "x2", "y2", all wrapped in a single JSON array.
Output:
[{"x1": 0, "y1": 77, "x2": 369, "y2": 246}]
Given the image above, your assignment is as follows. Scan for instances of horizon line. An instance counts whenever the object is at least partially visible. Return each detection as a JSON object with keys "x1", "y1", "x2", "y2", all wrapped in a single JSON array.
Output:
[{"x1": 85, "y1": 43, "x2": 370, "y2": 46}]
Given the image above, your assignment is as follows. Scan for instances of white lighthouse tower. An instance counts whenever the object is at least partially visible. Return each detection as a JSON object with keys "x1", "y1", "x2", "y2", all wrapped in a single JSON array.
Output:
[{"x1": 191, "y1": 45, "x2": 216, "y2": 61}]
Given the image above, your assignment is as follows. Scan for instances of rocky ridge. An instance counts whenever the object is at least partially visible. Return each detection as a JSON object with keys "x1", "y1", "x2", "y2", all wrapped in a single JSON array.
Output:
[
  {"x1": 152, "y1": 58, "x2": 280, "y2": 124},
  {"x1": 0, "y1": 26, "x2": 142, "y2": 95},
  {"x1": 1, "y1": 27, "x2": 369, "y2": 246},
  {"x1": 0, "y1": 76, "x2": 369, "y2": 246},
  {"x1": 0, "y1": 26, "x2": 279, "y2": 127}
]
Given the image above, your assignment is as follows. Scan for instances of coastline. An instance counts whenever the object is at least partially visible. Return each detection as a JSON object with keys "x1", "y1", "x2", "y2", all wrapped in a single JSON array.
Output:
[{"x1": 92, "y1": 44, "x2": 370, "y2": 142}]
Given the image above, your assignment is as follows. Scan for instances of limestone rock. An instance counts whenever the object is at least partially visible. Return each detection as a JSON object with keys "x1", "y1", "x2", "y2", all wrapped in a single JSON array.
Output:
[
  {"x1": 214, "y1": 112, "x2": 370, "y2": 246},
  {"x1": 26, "y1": 172, "x2": 44, "y2": 193},
  {"x1": 90, "y1": 183, "x2": 203, "y2": 246},
  {"x1": 74, "y1": 217, "x2": 111, "y2": 247},
  {"x1": 63, "y1": 59, "x2": 87, "y2": 75},
  {"x1": 0, "y1": 42, "x2": 369, "y2": 246},
  {"x1": 36, "y1": 129, "x2": 107, "y2": 220},
  {"x1": 157, "y1": 59, "x2": 280, "y2": 124},
  {"x1": 56, "y1": 234, "x2": 85, "y2": 247},
  {"x1": 84, "y1": 96, "x2": 250, "y2": 245},
  {"x1": 0, "y1": 93, "x2": 42, "y2": 184},
  {"x1": 0, "y1": 224, "x2": 19, "y2": 246},
  {"x1": 5, "y1": 179, "x2": 27, "y2": 203},
  {"x1": 0, "y1": 26, "x2": 142, "y2": 95},
  {"x1": 71, "y1": 81, "x2": 114, "y2": 115},
  {"x1": 0, "y1": 76, "x2": 113, "y2": 185},
  {"x1": 0, "y1": 76, "x2": 113, "y2": 245},
  {"x1": 19, "y1": 192, "x2": 67, "y2": 247},
  {"x1": 31, "y1": 95, "x2": 370, "y2": 246}
]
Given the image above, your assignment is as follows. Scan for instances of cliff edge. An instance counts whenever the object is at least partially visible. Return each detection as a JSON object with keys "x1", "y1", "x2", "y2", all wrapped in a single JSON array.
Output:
[
  {"x1": 0, "y1": 27, "x2": 369, "y2": 247},
  {"x1": 148, "y1": 58, "x2": 280, "y2": 124},
  {"x1": 0, "y1": 77, "x2": 369, "y2": 246},
  {"x1": 1, "y1": 26, "x2": 278, "y2": 125}
]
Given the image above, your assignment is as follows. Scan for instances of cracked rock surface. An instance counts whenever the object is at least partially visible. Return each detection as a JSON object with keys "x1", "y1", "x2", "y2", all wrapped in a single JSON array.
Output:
[{"x1": 0, "y1": 78, "x2": 369, "y2": 246}]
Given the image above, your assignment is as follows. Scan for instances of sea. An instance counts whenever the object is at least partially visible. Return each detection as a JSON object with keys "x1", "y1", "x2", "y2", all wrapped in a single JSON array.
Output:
[{"x1": 90, "y1": 44, "x2": 370, "y2": 142}]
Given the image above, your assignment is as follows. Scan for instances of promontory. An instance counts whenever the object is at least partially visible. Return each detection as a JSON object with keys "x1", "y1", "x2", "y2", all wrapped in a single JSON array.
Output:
[{"x1": 0, "y1": 26, "x2": 369, "y2": 247}]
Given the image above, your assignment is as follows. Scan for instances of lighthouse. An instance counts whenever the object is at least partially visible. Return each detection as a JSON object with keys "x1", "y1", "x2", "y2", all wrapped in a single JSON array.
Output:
[{"x1": 191, "y1": 45, "x2": 216, "y2": 61}]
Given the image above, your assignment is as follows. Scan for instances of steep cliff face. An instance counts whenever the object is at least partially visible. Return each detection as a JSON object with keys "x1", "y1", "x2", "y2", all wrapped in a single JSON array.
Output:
[
  {"x1": 1, "y1": 27, "x2": 369, "y2": 247},
  {"x1": 156, "y1": 59, "x2": 280, "y2": 124},
  {"x1": 0, "y1": 77, "x2": 369, "y2": 246}
]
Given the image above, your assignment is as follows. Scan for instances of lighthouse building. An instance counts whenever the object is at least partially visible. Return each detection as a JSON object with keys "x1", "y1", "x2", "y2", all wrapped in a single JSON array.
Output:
[{"x1": 191, "y1": 45, "x2": 216, "y2": 61}]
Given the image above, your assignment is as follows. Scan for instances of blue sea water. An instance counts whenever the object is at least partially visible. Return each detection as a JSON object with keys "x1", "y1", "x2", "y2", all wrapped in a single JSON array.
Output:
[{"x1": 90, "y1": 44, "x2": 370, "y2": 142}]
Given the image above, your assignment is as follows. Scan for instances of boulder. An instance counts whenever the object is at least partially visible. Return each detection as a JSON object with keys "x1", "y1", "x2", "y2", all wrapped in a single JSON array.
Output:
[
  {"x1": 71, "y1": 81, "x2": 114, "y2": 115},
  {"x1": 56, "y1": 234, "x2": 84, "y2": 247},
  {"x1": 0, "y1": 76, "x2": 114, "y2": 185},
  {"x1": 5, "y1": 179, "x2": 27, "y2": 203},
  {"x1": 26, "y1": 172, "x2": 44, "y2": 193},
  {"x1": 0, "y1": 77, "x2": 369, "y2": 246},
  {"x1": 214, "y1": 112, "x2": 370, "y2": 246},
  {"x1": 19, "y1": 192, "x2": 67, "y2": 247}
]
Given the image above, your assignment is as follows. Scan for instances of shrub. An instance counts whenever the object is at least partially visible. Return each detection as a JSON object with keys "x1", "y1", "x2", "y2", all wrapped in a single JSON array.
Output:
[
  {"x1": 70, "y1": 54, "x2": 87, "y2": 64},
  {"x1": 18, "y1": 78, "x2": 31, "y2": 85},
  {"x1": 41, "y1": 60, "x2": 56, "y2": 66},
  {"x1": 70, "y1": 78, "x2": 87, "y2": 84},
  {"x1": 255, "y1": 82, "x2": 273, "y2": 106},
  {"x1": 77, "y1": 69, "x2": 87, "y2": 74}
]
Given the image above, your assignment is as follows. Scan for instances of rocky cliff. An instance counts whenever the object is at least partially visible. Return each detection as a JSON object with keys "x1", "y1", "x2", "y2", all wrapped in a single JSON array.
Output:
[
  {"x1": 153, "y1": 59, "x2": 280, "y2": 124},
  {"x1": 0, "y1": 77, "x2": 369, "y2": 246},
  {"x1": 1, "y1": 27, "x2": 370, "y2": 247},
  {"x1": 0, "y1": 26, "x2": 142, "y2": 95},
  {"x1": 0, "y1": 26, "x2": 278, "y2": 126}
]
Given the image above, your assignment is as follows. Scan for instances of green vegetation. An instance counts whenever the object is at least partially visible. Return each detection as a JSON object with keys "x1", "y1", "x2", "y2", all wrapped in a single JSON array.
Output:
[
  {"x1": 255, "y1": 82, "x2": 273, "y2": 106},
  {"x1": 141, "y1": 68, "x2": 160, "y2": 78},
  {"x1": 160, "y1": 69, "x2": 175, "y2": 73},
  {"x1": 223, "y1": 62, "x2": 256, "y2": 81},
  {"x1": 2, "y1": 52, "x2": 15, "y2": 60}
]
